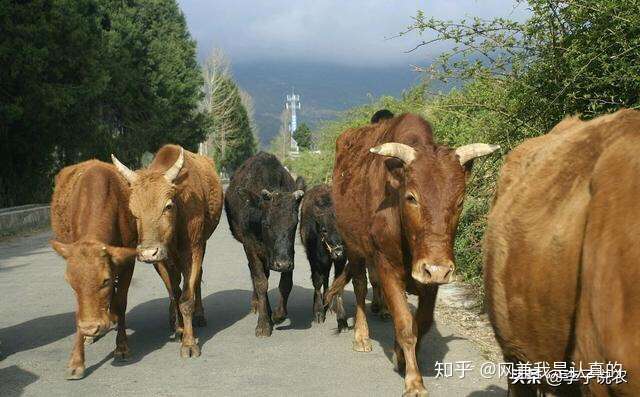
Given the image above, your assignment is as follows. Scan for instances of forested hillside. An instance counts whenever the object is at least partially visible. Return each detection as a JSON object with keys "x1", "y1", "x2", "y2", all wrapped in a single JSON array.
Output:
[{"x1": 0, "y1": 0, "x2": 205, "y2": 206}]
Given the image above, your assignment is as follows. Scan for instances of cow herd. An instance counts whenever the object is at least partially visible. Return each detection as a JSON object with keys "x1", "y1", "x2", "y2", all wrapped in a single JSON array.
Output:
[{"x1": 48, "y1": 109, "x2": 638, "y2": 396}]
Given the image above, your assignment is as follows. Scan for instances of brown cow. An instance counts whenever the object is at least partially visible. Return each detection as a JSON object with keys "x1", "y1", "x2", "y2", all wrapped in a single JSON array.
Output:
[
  {"x1": 111, "y1": 144, "x2": 223, "y2": 358},
  {"x1": 326, "y1": 112, "x2": 499, "y2": 395},
  {"x1": 50, "y1": 160, "x2": 138, "y2": 379},
  {"x1": 484, "y1": 109, "x2": 640, "y2": 396}
]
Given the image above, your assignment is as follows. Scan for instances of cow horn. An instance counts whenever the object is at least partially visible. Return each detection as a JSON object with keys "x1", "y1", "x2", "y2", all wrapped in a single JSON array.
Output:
[
  {"x1": 454, "y1": 144, "x2": 500, "y2": 166},
  {"x1": 369, "y1": 143, "x2": 417, "y2": 164},
  {"x1": 111, "y1": 154, "x2": 138, "y2": 184},
  {"x1": 164, "y1": 147, "x2": 184, "y2": 182}
]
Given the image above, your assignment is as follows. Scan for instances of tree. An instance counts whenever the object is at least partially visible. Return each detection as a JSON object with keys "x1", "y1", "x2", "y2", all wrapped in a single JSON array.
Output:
[
  {"x1": 0, "y1": 0, "x2": 208, "y2": 206},
  {"x1": 293, "y1": 123, "x2": 313, "y2": 150},
  {"x1": 201, "y1": 50, "x2": 257, "y2": 174}
]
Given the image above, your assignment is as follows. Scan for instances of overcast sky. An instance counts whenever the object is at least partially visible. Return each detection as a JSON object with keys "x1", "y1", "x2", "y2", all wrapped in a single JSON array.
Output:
[{"x1": 177, "y1": 0, "x2": 528, "y2": 67}]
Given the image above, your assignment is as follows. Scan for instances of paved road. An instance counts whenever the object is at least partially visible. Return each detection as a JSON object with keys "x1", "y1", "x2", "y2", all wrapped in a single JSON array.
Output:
[{"x1": 0, "y1": 213, "x2": 506, "y2": 396}]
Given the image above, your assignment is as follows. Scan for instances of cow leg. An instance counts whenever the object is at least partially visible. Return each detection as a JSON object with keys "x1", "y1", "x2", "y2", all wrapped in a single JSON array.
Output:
[
  {"x1": 272, "y1": 270, "x2": 292, "y2": 324},
  {"x1": 112, "y1": 262, "x2": 135, "y2": 361},
  {"x1": 311, "y1": 269, "x2": 326, "y2": 324},
  {"x1": 193, "y1": 266, "x2": 206, "y2": 327},
  {"x1": 247, "y1": 250, "x2": 273, "y2": 337},
  {"x1": 66, "y1": 330, "x2": 86, "y2": 380},
  {"x1": 415, "y1": 285, "x2": 438, "y2": 353},
  {"x1": 333, "y1": 258, "x2": 348, "y2": 331},
  {"x1": 369, "y1": 264, "x2": 390, "y2": 320},
  {"x1": 153, "y1": 261, "x2": 183, "y2": 340},
  {"x1": 379, "y1": 264, "x2": 426, "y2": 397},
  {"x1": 178, "y1": 246, "x2": 203, "y2": 358},
  {"x1": 352, "y1": 260, "x2": 372, "y2": 352}
]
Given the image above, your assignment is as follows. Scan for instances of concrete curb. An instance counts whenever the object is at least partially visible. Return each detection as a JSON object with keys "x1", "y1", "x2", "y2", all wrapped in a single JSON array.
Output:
[{"x1": 0, "y1": 204, "x2": 50, "y2": 235}]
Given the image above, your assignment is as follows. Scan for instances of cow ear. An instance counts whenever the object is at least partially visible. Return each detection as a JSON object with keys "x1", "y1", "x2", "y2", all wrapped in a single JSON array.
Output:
[
  {"x1": 50, "y1": 240, "x2": 71, "y2": 259},
  {"x1": 384, "y1": 158, "x2": 404, "y2": 190},
  {"x1": 105, "y1": 246, "x2": 137, "y2": 266}
]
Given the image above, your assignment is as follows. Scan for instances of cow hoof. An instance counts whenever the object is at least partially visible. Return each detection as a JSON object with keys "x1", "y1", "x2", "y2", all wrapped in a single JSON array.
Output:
[
  {"x1": 113, "y1": 346, "x2": 131, "y2": 361},
  {"x1": 337, "y1": 319, "x2": 349, "y2": 332},
  {"x1": 180, "y1": 344, "x2": 201, "y2": 358},
  {"x1": 353, "y1": 338, "x2": 372, "y2": 352},
  {"x1": 84, "y1": 336, "x2": 95, "y2": 345},
  {"x1": 193, "y1": 315, "x2": 207, "y2": 327},
  {"x1": 403, "y1": 388, "x2": 428, "y2": 397},
  {"x1": 271, "y1": 313, "x2": 287, "y2": 325},
  {"x1": 255, "y1": 324, "x2": 273, "y2": 337},
  {"x1": 66, "y1": 366, "x2": 85, "y2": 380}
]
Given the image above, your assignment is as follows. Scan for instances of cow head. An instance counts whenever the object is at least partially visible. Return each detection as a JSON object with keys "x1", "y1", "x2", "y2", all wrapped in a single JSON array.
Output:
[
  {"x1": 244, "y1": 179, "x2": 305, "y2": 272},
  {"x1": 370, "y1": 142, "x2": 499, "y2": 285},
  {"x1": 111, "y1": 149, "x2": 184, "y2": 263},
  {"x1": 313, "y1": 198, "x2": 345, "y2": 261},
  {"x1": 50, "y1": 240, "x2": 137, "y2": 337}
]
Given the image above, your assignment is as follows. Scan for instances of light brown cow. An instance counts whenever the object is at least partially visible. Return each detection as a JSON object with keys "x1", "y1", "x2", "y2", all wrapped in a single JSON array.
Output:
[
  {"x1": 326, "y1": 112, "x2": 499, "y2": 395},
  {"x1": 112, "y1": 144, "x2": 223, "y2": 358},
  {"x1": 484, "y1": 109, "x2": 640, "y2": 396},
  {"x1": 50, "y1": 160, "x2": 138, "y2": 379}
]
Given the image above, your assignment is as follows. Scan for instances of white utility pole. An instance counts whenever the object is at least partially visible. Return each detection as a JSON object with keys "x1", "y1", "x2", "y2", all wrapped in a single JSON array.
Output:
[{"x1": 285, "y1": 88, "x2": 301, "y2": 155}]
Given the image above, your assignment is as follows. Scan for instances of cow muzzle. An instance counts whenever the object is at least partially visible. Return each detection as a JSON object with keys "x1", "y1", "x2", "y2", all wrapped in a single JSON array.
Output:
[
  {"x1": 77, "y1": 319, "x2": 115, "y2": 338},
  {"x1": 411, "y1": 259, "x2": 455, "y2": 285},
  {"x1": 270, "y1": 260, "x2": 294, "y2": 273},
  {"x1": 328, "y1": 244, "x2": 344, "y2": 261},
  {"x1": 137, "y1": 245, "x2": 168, "y2": 263}
]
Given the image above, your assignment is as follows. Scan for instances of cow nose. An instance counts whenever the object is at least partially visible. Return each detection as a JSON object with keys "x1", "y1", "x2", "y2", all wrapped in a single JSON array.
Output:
[
  {"x1": 412, "y1": 260, "x2": 454, "y2": 285},
  {"x1": 271, "y1": 260, "x2": 294, "y2": 272},
  {"x1": 137, "y1": 245, "x2": 164, "y2": 262},
  {"x1": 78, "y1": 322, "x2": 101, "y2": 337}
]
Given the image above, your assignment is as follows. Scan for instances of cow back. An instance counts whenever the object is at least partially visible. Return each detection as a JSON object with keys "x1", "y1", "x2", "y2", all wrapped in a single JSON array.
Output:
[
  {"x1": 484, "y1": 109, "x2": 640, "y2": 370},
  {"x1": 51, "y1": 160, "x2": 136, "y2": 247}
]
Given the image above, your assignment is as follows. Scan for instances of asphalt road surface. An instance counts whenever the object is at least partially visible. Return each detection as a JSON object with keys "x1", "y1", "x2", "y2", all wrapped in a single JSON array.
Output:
[{"x1": 0, "y1": 213, "x2": 506, "y2": 396}]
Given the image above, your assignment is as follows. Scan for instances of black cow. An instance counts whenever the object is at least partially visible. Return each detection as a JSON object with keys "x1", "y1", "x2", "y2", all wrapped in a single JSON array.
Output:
[
  {"x1": 224, "y1": 152, "x2": 305, "y2": 337},
  {"x1": 299, "y1": 184, "x2": 348, "y2": 330}
]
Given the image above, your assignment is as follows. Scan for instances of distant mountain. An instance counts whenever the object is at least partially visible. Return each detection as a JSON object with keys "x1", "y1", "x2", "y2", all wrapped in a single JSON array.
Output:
[{"x1": 231, "y1": 61, "x2": 424, "y2": 147}]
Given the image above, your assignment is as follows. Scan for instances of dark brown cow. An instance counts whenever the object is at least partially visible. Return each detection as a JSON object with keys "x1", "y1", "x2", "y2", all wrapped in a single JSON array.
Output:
[
  {"x1": 484, "y1": 109, "x2": 640, "y2": 396},
  {"x1": 326, "y1": 112, "x2": 498, "y2": 395},
  {"x1": 112, "y1": 144, "x2": 223, "y2": 358},
  {"x1": 50, "y1": 160, "x2": 138, "y2": 379}
]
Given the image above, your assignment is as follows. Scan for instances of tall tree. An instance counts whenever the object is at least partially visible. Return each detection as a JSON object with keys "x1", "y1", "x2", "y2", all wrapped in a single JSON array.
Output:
[
  {"x1": 293, "y1": 123, "x2": 313, "y2": 150},
  {"x1": 202, "y1": 50, "x2": 257, "y2": 174}
]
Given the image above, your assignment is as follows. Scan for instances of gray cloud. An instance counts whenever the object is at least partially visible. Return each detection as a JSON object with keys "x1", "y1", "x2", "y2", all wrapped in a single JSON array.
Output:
[{"x1": 178, "y1": 0, "x2": 528, "y2": 66}]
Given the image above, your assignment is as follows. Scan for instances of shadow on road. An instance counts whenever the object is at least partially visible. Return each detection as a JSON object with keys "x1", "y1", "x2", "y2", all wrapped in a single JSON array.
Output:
[
  {"x1": 0, "y1": 365, "x2": 39, "y2": 397},
  {"x1": 0, "y1": 312, "x2": 75, "y2": 360},
  {"x1": 113, "y1": 288, "x2": 253, "y2": 367}
]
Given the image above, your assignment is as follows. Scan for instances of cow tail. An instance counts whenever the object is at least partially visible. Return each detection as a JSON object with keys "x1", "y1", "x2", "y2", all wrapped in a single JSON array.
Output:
[{"x1": 324, "y1": 261, "x2": 352, "y2": 312}]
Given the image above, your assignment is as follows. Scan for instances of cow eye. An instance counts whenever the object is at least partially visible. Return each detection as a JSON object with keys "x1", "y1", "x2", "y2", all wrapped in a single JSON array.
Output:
[
  {"x1": 405, "y1": 194, "x2": 418, "y2": 204},
  {"x1": 164, "y1": 201, "x2": 174, "y2": 211},
  {"x1": 101, "y1": 278, "x2": 112, "y2": 288}
]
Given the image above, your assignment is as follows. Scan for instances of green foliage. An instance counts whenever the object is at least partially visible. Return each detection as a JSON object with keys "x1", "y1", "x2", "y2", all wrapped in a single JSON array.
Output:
[
  {"x1": 0, "y1": 0, "x2": 206, "y2": 206},
  {"x1": 201, "y1": 53, "x2": 257, "y2": 174},
  {"x1": 293, "y1": 123, "x2": 313, "y2": 150}
]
